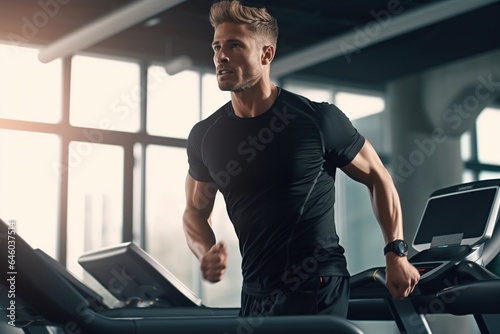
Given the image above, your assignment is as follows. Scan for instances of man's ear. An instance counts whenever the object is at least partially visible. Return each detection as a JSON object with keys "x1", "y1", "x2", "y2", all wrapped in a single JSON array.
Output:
[{"x1": 261, "y1": 44, "x2": 275, "y2": 65}]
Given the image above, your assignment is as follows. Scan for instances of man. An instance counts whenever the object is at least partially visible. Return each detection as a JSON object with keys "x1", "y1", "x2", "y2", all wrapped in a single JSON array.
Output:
[{"x1": 183, "y1": 0, "x2": 419, "y2": 317}]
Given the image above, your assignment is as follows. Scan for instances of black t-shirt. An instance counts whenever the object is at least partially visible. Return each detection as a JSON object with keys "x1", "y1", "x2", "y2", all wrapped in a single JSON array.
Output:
[{"x1": 187, "y1": 88, "x2": 365, "y2": 294}]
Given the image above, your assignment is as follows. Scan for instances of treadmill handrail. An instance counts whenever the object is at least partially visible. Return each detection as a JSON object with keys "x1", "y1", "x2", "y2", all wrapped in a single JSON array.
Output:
[
  {"x1": 432, "y1": 279, "x2": 500, "y2": 315},
  {"x1": 350, "y1": 267, "x2": 387, "y2": 290},
  {"x1": 456, "y1": 260, "x2": 499, "y2": 281}
]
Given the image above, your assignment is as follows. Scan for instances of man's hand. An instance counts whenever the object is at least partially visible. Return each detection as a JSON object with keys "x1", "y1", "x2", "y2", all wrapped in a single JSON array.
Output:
[
  {"x1": 385, "y1": 254, "x2": 420, "y2": 299},
  {"x1": 200, "y1": 242, "x2": 228, "y2": 283}
]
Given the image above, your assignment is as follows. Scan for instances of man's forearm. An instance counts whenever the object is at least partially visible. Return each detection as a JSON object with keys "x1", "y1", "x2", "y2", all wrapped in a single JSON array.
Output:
[
  {"x1": 183, "y1": 208, "x2": 216, "y2": 260},
  {"x1": 369, "y1": 171, "x2": 404, "y2": 243}
]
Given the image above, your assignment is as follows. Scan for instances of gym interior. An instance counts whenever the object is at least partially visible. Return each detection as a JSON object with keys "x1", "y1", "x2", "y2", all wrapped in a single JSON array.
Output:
[{"x1": 1, "y1": 1, "x2": 500, "y2": 333}]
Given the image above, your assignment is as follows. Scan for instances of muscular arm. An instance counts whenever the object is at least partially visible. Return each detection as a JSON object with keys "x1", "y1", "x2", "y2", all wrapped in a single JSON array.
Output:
[
  {"x1": 183, "y1": 173, "x2": 227, "y2": 282},
  {"x1": 341, "y1": 140, "x2": 403, "y2": 243},
  {"x1": 341, "y1": 140, "x2": 419, "y2": 299}
]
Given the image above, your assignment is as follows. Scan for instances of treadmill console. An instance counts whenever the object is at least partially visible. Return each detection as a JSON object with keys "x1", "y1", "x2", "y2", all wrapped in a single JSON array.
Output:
[
  {"x1": 410, "y1": 179, "x2": 500, "y2": 291},
  {"x1": 413, "y1": 179, "x2": 500, "y2": 252}
]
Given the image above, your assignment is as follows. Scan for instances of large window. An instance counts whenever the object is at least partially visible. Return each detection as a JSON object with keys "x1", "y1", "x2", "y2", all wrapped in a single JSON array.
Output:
[{"x1": 0, "y1": 40, "x2": 63, "y2": 260}]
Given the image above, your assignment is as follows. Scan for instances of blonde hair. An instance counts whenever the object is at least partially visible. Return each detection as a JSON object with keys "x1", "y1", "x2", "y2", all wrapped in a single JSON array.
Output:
[{"x1": 209, "y1": 0, "x2": 278, "y2": 47}]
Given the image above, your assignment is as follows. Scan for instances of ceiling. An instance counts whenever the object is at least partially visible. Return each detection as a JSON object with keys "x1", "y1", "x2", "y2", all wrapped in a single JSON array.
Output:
[{"x1": 1, "y1": 0, "x2": 500, "y2": 90}]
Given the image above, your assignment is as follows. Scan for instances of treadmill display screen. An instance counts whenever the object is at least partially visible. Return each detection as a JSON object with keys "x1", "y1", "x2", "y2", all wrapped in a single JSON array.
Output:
[
  {"x1": 413, "y1": 187, "x2": 499, "y2": 249},
  {"x1": 78, "y1": 242, "x2": 202, "y2": 307}
]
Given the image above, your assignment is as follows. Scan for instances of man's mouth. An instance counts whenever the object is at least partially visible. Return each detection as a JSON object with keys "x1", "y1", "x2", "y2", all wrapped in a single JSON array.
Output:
[{"x1": 217, "y1": 68, "x2": 234, "y2": 76}]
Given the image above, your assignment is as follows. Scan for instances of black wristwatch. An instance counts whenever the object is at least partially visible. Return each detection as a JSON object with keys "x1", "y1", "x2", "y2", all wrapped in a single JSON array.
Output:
[{"x1": 384, "y1": 239, "x2": 408, "y2": 257}]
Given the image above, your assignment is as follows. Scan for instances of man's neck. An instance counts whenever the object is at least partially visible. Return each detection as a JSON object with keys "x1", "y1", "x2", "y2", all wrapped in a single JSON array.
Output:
[{"x1": 230, "y1": 81, "x2": 278, "y2": 118}]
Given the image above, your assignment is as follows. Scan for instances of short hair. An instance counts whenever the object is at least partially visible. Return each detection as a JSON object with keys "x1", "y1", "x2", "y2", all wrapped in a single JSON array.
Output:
[{"x1": 209, "y1": 0, "x2": 278, "y2": 48}]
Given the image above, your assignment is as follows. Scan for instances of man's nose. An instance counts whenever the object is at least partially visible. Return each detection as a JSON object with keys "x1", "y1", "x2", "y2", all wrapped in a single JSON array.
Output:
[{"x1": 216, "y1": 49, "x2": 229, "y2": 64}]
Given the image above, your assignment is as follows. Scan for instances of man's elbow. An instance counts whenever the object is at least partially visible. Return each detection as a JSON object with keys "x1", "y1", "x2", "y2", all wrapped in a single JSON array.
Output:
[{"x1": 183, "y1": 205, "x2": 212, "y2": 226}]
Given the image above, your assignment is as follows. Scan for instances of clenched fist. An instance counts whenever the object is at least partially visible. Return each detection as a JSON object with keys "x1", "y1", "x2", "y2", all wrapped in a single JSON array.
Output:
[
  {"x1": 200, "y1": 242, "x2": 228, "y2": 283},
  {"x1": 385, "y1": 254, "x2": 420, "y2": 299}
]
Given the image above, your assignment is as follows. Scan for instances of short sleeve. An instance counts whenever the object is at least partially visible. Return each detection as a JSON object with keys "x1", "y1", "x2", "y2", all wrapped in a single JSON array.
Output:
[
  {"x1": 317, "y1": 103, "x2": 365, "y2": 169},
  {"x1": 186, "y1": 122, "x2": 214, "y2": 182}
]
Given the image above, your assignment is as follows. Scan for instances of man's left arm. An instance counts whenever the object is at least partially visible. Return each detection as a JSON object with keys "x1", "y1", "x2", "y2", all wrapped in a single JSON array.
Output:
[{"x1": 341, "y1": 139, "x2": 420, "y2": 299}]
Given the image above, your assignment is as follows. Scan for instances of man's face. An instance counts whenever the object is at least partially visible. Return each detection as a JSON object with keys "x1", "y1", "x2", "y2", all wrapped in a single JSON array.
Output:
[{"x1": 212, "y1": 22, "x2": 265, "y2": 92}]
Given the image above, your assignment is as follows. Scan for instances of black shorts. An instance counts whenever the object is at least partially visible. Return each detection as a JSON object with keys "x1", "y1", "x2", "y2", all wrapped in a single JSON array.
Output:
[{"x1": 239, "y1": 276, "x2": 350, "y2": 318}]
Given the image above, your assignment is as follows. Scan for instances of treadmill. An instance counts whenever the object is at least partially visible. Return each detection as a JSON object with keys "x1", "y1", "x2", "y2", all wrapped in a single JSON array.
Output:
[{"x1": 348, "y1": 178, "x2": 500, "y2": 334}]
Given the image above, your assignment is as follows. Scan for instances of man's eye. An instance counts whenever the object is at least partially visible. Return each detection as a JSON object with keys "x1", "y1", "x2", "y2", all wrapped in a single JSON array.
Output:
[{"x1": 213, "y1": 45, "x2": 221, "y2": 51}]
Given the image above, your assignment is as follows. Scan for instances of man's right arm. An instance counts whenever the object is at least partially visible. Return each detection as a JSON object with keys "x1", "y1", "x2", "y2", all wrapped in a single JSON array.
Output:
[{"x1": 183, "y1": 173, "x2": 227, "y2": 283}]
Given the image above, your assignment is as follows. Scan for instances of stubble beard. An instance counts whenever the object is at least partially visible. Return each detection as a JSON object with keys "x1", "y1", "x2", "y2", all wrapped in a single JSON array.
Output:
[{"x1": 217, "y1": 68, "x2": 261, "y2": 92}]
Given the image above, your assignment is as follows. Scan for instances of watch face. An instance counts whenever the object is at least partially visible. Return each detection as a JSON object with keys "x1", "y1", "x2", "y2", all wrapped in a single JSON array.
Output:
[
  {"x1": 385, "y1": 240, "x2": 408, "y2": 256},
  {"x1": 397, "y1": 240, "x2": 408, "y2": 255}
]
